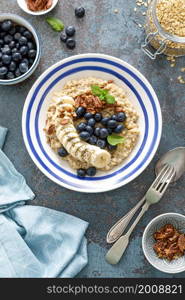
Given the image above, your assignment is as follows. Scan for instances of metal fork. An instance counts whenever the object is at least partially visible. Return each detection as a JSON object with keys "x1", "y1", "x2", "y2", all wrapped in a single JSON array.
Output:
[{"x1": 105, "y1": 164, "x2": 175, "y2": 265}]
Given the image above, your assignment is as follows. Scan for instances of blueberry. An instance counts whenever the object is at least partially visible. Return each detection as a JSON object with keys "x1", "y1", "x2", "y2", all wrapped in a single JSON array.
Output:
[
  {"x1": 76, "y1": 106, "x2": 86, "y2": 118},
  {"x1": 12, "y1": 52, "x2": 22, "y2": 62},
  {"x1": 94, "y1": 113, "x2": 102, "y2": 122},
  {"x1": 11, "y1": 48, "x2": 18, "y2": 54},
  {"x1": 114, "y1": 124, "x2": 124, "y2": 133},
  {"x1": 28, "y1": 49, "x2": 36, "y2": 58},
  {"x1": 116, "y1": 112, "x2": 126, "y2": 122},
  {"x1": 6, "y1": 71, "x2": 15, "y2": 80},
  {"x1": 94, "y1": 127, "x2": 100, "y2": 137},
  {"x1": 27, "y1": 42, "x2": 35, "y2": 50},
  {"x1": 66, "y1": 38, "x2": 76, "y2": 49},
  {"x1": 14, "y1": 32, "x2": 21, "y2": 41},
  {"x1": 76, "y1": 122, "x2": 87, "y2": 132},
  {"x1": 17, "y1": 26, "x2": 26, "y2": 34},
  {"x1": 0, "y1": 66, "x2": 8, "y2": 75},
  {"x1": 2, "y1": 47, "x2": 11, "y2": 55},
  {"x1": 2, "y1": 54, "x2": 11, "y2": 65},
  {"x1": 15, "y1": 68, "x2": 21, "y2": 77},
  {"x1": 19, "y1": 62, "x2": 28, "y2": 73},
  {"x1": 87, "y1": 118, "x2": 96, "y2": 127},
  {"x1": 107, "y1": 144, "x2": 117, "y2": 151},
  {"x1": 101, "y1": 117, "x2": 110, "y2": 126},
  {"x1": 75, "y1": 6, "x2": 85, "y2": 18},
  {"x1": 29, "y1": 58, "x2": 34, "y2": 65},
  {"x1": 20, "y1": 46, "x2": 28, "y2": 55},
  {"x1": 65, "y1": 26, "x2": 76, "y2": 37},
  {"x1": 79, "y1": 131, "x2": 90, "y2": 141},
  {"x1": 77, "y1": 168, "x2": 86, "y2": 178},
  {"x1": 58, "y1": 147, "x2": 68, "y2": 157},
  {"x1": 111, "y1": 114, "x2": 117, "y2": 120},
  {"x1": 85, "y1": 125, "x2": 93, "y2": 135},
  {"x1": 0, "y1": 32, "x2": 6, "y2": 38},
  {"x1": 99, "y1": 128, "x2": 109, "y2": 139},
  {"x1": 1, "y1": 20, "x2": 13, "y2": 32},
  {"x1": 86, "y1": 167, "x2": 97, "y2": 177},
  {"x1": 88, "y1": 135, "x2": 97, "y2": 145},
  {"x1": 19, "y1": 36, "x2": 28, "y2": 46},
  {"x1": 22, "y1": 58, "x2": 29, "y2": 65},
  {"x1": 0, "y1": 39, "x2": 4, "y2": 46},
  {"x1": 60, "y1": 32, "x2": 67, "y2": 43},
  {"x1": 9, "y1": 40, "x2": 16, "y2": 49},
  {"x1": 23, "y1": 30, "x2": 32, "y2": 40},
  {"x1": 107, "y1": 120, "x2": 117, "y2": 128},
  {"x1": 4, "y1": 34, "x2": 13, "y2": 44},
  {"x1": 107, "y1": 128, "x2": 112, "y2": 135},
  {"x1": 83, "y1": 112, "x2": 92, "y2": 120},
  {"x1": 97, "y1": 139, "x2": 106, "y2": 149},
  {"x1": 9, "y1": 61, "x2": 16, "y2": 72},
  {"x1": 16, "y1": 42, "x2": 20, "y2": 49},
  {"x1": 8, "y1": 27, "x2": 16, "y2": 35}
]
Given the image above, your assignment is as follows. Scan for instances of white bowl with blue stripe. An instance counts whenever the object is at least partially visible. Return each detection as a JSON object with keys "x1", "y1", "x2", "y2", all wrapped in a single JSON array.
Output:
[{"x1": 22, "y1": 54, "x2": 162, "y2": 193}]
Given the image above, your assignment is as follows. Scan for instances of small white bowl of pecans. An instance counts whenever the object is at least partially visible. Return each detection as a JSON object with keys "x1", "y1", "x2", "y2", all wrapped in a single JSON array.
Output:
[
  {"x1": 142, "y1": 213, "x2": 185, "y2": 274},
  {"x1": 17, "y1": 0, "x2": 59, "y2": 16}
]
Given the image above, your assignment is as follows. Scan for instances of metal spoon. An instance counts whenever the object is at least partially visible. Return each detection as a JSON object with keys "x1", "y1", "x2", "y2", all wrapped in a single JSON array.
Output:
[
  {"x1": 155, "y1": 147, "x2": 185, "y2": 182},
  {"x1": 106, "y1": 147, "x2": 185, "y2": 244}
]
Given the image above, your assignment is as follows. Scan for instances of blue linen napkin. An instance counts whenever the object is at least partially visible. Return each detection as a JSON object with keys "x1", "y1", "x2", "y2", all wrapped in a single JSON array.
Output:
[{"x1": 0, "y1": 126, "x2": 88, "y2": 278}]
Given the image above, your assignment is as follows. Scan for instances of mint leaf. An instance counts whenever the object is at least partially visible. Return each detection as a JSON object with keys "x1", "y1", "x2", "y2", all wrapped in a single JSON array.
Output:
[
  {"x1": 107, "y1": 134, "x2": 125, "y2": 146},
  {"x1": 91, "y1": 85, "x2": 115, "y2": 104},
  {"x1": 91, "y1": 85, "x2": 103, "y2": 97},
  {"x1": 106, "y1": 94, "x2": 115, "y2": 104},
  {"x1": 46, "y1": 17, "x2": 65, "y2": 32}
]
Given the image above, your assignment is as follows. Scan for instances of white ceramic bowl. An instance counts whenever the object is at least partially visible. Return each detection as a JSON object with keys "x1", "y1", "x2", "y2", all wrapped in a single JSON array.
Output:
[
  {"x1": 142, "y1": 213, "x2": 185, "y2": 274},
  {"x1": 22, "y1": 53, "x2": 162, "y2": 193},
  {"x1": 0, "y1": 13, "x2": 41, "y2": 85},
  {"x1": 17, "y1": 0, "x2": 59, "y2": 16}
]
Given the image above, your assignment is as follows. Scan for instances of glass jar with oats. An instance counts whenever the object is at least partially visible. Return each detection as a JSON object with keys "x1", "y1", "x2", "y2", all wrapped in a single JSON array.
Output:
[{"x1": 142, "y1": 0, "x2": 185, "y2": 59}]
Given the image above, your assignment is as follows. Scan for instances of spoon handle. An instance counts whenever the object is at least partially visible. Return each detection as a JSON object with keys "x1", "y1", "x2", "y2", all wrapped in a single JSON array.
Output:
[
  {"x1": 106, "y1": 202, "x2": 150, "y2": 265},
  {"x1": 106, "y1": 197, "x2": 146, "y2": 243}
]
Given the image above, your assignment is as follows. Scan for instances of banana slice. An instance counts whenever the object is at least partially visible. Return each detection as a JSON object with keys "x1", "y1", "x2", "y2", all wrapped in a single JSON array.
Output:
[
  {"x1": 62, "y1": 133, "x2": 80, "y2": 148},
  {"x1": 55, "y1": 95, "x2": 75, "y2": 106},
  {"x1": 56, "y1": 125, "x2": 74, "y2": 141},
  {"x1": 67, "y1": 139, "x2": 81, "y2": 153},
  {"x1": 61, "y1": 96, "x2": 75, "y2": 106},
  {"x1": 75, "y1": 144, "x2": 88, "y2": 160},
  {"x1": 69, "y1": 142, "x2": 83, "y2": 156},
  {"x1": 90, "y1": 147, "x2": 111, "y2": 168},
  {"x1": 58, "y1": 103, "x2": 74, "y2": 112}
]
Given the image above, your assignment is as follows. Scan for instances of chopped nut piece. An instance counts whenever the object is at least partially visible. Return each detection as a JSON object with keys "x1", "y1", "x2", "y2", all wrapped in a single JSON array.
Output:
[
  {"x1": 178, "y1": 234, "x2": 185, "y2": 252},
  {"x1": 153, "y1": 224, "x2": 185, "y2": 261},
  {"x1": 60, "y1": 119, "x2": 69, "y2": 125}
]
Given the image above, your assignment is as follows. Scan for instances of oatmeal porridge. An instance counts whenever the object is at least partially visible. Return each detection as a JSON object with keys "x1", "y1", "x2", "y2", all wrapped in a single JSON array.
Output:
[{"x1": 44, "y1": 77, "x2": 140, "y2": 177}]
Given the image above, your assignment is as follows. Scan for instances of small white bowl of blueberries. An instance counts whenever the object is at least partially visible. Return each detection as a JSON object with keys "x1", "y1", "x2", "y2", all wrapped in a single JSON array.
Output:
[{"x1": 0, "y1": 13, "x2": 41, "y2": 85}]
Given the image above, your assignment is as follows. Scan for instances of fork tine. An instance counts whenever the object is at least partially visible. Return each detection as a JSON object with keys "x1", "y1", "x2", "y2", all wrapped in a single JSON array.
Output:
[
  {"x1": 152, "y1": 164, "x2": 170, "y2": 188},
  {"x1": 155, "y1": 165, "x2": 173, "y2": 189},
  {"x1": 157, "y1": 167, "x2": 175, "y2": 194}
]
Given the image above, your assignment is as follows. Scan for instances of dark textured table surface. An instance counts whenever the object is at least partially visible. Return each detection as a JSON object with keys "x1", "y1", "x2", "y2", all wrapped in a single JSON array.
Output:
[{"x1": 0, "y1": 0, "x2": 185, "y2": 278}]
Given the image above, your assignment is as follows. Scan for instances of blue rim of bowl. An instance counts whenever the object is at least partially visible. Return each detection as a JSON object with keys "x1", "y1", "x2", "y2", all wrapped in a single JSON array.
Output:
[
  {"x1": 0, "y1": 13, "x2": 41, "y2": 85},
  {"x1": 23, "y1": 56, "x2": 161, "y2": 191}
]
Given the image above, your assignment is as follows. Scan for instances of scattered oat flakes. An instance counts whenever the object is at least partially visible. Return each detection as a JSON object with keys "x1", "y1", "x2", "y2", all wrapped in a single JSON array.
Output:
[{"x1": 114, "y1": 9, "x2": 119, "y2": 14}]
